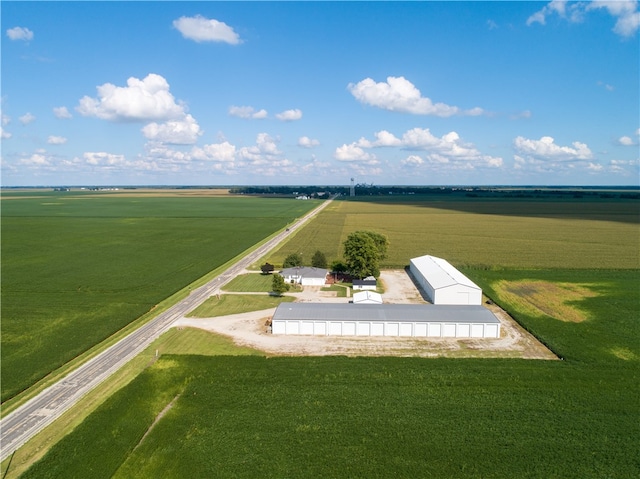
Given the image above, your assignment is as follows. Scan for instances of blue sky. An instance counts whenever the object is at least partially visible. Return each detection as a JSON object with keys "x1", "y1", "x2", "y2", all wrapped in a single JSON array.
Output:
[{"x1": 2, "y1": 1, "x2": 639, "y2": 186}]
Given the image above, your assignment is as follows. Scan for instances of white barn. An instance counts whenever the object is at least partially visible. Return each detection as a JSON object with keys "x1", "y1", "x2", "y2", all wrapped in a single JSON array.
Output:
[
  {"x1": 279, "y1": 267, "x2": 328, "y2": 286},
  {"x1": 410, "y1": 255, "x2": 482, "y2": 305},
  {"x1": 271, "y1": 303, "x2": 500, "y2": 338}
]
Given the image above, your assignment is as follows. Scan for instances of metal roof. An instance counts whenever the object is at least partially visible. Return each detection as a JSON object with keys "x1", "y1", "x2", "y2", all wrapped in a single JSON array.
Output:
[
  {"x1": 279, "y1": 267, "x2": 329, "y2": 279},
  {"x1": 352, "y1": 291, "x2": 383, "y2": 303},
  {"x1": 410, "y1": 255, "x2": 480, "y2": 291},
  {"x1": 272, "y1": 303, "x2": 499, "y2": 324}
]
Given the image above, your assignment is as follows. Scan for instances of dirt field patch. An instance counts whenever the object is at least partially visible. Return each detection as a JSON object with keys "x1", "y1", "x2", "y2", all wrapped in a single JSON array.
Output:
[{"x1": 494, "y1": 280, "x2": 599, "y2": 322}]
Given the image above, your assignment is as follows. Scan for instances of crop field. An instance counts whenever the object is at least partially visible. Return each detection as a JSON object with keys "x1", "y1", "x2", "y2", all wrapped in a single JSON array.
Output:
[
  {"x1": 7, "y1": 193, "x2": 640, "y2": 478},
  {"x1": 266, "y1": 196, "x2": 639, "y2": 269},
  {"x1": 18, "y1": 267, "x2": 639, "y2": 478},
  {"x1": 0, "y1": 192, "x2": 317, "y2": 402}
]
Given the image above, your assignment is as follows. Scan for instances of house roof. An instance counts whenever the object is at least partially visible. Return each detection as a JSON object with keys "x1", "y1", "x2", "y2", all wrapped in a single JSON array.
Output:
[
  {"x1": 279, "y1": 266, "x2": 329, "y2": 279},
  {"x1": 410, "y1": 255, "x2": 480, "y2": 291},
  {"x1": 272, "y1": 303, "x2": 499, "y2": 324},
  {"x1": 353, "y1": 279, "x2": 377, "y2": 286}
]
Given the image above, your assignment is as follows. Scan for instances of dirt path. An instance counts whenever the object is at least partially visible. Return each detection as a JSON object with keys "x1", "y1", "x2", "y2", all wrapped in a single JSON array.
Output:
[{"x1": 174, "y1": 269, "x2": 557, "y2": 360}]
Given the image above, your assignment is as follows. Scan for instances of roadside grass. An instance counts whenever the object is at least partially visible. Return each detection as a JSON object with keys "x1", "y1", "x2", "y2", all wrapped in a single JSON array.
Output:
[
  {"x1": 222, "y1": 273, "x2": 275, "y2": 292},
  {"x1": 267, "y1": 196, "x2": 639, "y2": 269},
  {"x1": 321, "y1": 284, "x2": 349, "y2": 297},
  {"x1": 187, "y1": 294, "x2": 294, "y2": 318},
  {"x1": 1, "y1": 195, "x2": 316, "y2": 402}
]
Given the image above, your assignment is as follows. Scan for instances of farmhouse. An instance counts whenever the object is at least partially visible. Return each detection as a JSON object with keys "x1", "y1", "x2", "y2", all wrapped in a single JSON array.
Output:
[
  {"x1": 271, "y1": 303, "x2": 501, "y2": 338},
  {"x1": 352, "y1": 291, "x2": 383, "y2": 304},
  {"x1": 410, "y1": 255, "x2": 482, "y2": 305},
  {"x1": 353, "y1": 277, "x2": 377, "y2": 290},
  {"x1": 279, "y1": 266, "x2": 328, "y2": 286}
]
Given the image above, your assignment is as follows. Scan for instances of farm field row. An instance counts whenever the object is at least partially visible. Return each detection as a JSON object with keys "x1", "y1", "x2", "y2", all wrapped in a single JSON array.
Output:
[
  {"x1": 266, "y1": 196, "x2": 639, "y2": 269},
  {"x1": 0, "y1": 194, "x2": 318, "y2": 402},
  {"x1": 17, "y1": 267, "x2": 639, "y2": 478}
]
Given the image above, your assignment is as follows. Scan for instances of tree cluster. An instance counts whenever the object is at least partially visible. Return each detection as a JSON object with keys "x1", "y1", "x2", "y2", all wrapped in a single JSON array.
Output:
[{"x1": 342, "y1": 230, "x2": 389, "y2": 279}]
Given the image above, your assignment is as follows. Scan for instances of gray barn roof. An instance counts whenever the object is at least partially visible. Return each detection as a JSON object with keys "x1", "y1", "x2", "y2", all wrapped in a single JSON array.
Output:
[{"x1": 272, "y1": 303, "x2": 499, "y2": 324}]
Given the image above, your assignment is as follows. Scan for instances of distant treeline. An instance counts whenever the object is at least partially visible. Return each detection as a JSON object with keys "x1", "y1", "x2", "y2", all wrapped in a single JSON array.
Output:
[{"x1": 230, "y1": 185, "x2": 640, "y2": 199}]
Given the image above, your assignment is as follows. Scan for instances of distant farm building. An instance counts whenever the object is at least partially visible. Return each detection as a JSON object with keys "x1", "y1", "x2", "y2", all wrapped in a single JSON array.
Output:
[
  {"x1": 352, "y1": 291, "x2": 383, "y2": 304},
  {"x1": 353, "y1": 277, "x2": 377, "y2": 291},
  {"x1": 279, "y1": 267, "x2": 328, "y2": 286},
  {"x1": 271, "y1": 303, "x2": 500, "y2": 338},
  {"x1": 409, "y1": 255, "x2": 482, "y2": 305}
]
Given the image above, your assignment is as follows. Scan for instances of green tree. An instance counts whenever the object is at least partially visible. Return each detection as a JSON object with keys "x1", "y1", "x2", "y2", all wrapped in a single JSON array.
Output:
[
  {"x1": 342, "y1": 230, "x2": 388, "y2": 279},
  {"x1": 330, "y1": 260, "x2": 348, "y2": 273},
  {"x1": 311, "y1": 250, "x2": 327, "y2": 269},
  {"x1": 283, "y1": 253, "x2": 303, "y2": 268},
  {"x1": 271, "y1": 274, "x2": 290, "y2": 296}
]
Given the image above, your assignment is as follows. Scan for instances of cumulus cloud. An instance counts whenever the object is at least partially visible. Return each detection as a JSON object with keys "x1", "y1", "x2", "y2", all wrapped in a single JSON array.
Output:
[
  {"x1": 343, "y1": 127, "x2": 503, "y2": 169},
  {"x1": 173, "y1": 15, "x2": 241, "y2": 44},
  {"x1": 7, "y1": 26, "x2": 33, "y2": 41},
  {"x1": 298, "y1": 136, "x2": 320, "y2": 148},
  {"x1": 275, "y1": 109, "x2": 303, "y2": 121},
  {"x1": 19, "y1": 112, "x2": 36, "y2": 125},
  {"x1": 513, "y1": 135, "x2": 593, "y2": 161},
  {"x1": 1, "y1": 127, "x2": 12, "y2": 139},
  {"x1": 77, "y1": 73, "x2": 186, "y2": 122},
  {"x1": 53, "y1": 106, "x2": 73, "y2": 119},
  {"x1": 142, "y1": 114, "x2": 202, "y2": 144},
  {"x1": 191, "y1": 141, "x2": 237, "y2": 162},
  {"x1": 47, "y1": 135, "x2": 68, "y2": 145},
  {"x1": 1, "y1": 114, "x2": 10, "y2": 126},
  {"x1": 334, "y1": 144, "x2": 377, "y2": 163},
  {"x1": 228, "y1": 105, "x2": 268, "y2": 119},
  {"x1": 19, "y1": 150, "x2": 51, "y2": 167},
  {"x1": 618, "y1": 135, "x2": 634, "y2": 146},
  {"x1": 348, "y1": 76, "x2": 483, "y2": 117},
  {"x1": 527, "y1": 0, "x2": 640, "y2": 38}
]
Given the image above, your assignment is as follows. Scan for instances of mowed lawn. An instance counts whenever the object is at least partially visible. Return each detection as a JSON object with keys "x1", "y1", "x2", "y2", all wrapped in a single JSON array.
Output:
[
  {"x1": 0, "y1": 193, "x2": 318, "y2": 401},
  {"x1": 267, "y1": 196, "x2": 639, "y2": 269}
]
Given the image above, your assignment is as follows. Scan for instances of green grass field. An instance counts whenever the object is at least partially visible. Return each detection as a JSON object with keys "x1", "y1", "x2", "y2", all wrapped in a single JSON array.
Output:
[
  {"x1": 1, "y1": 194, "x2": 317, "y2": 402},
  {"x1": 8, "y1": 193, "x2": 640, "y2": 478}
]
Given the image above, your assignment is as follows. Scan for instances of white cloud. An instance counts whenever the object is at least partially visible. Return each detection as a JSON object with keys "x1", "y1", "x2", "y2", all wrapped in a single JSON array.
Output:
[
  {"x1": 19, "y1": 151, "x2": 51, "y2": 167},
  {"x1": 348, "y1": 76, "x2": 483, "y2": 117},
  {"x1": 346, "y1": 127, "x2": 503, "y2": 169},
  {"x1": 238, "y1": 133, "x2": 282, "y2": 161},
  {"x1": 142, "y1": 114, "x2": 202, "y2": 144},
  {"x1": 53, "y1": 106, "x2": 73, "y2": 119},
  {"x1": 334, "y1": 144, "x2": 377, "y2": 163},
  {"x1": 19, "y1": 112, "x2": 36, "y2": 125},
  {"x1": 7, "y1": 26, "x2": 33, "y2": 41},
  {"x1": 275, "y1": 109, "x2": 303, "y2": 121},
  {"x1": 77, "y1": 73, "x2": 185, "y2": 122},
  {"x1": 1, "y1": 127, "x2": 12, "y2": 139},
  {"x1": 82, "y1": 152, "x2": 127, "y2": 168},
  {"x1": 618, "y1": 136, "x2": 634, "y2": 146},
  {"x1": 47, "y1": 135, "x2": 68, "y2": 145},
  {"x1": 528, "y1": 0, "x2": 640, "y2": 38},
  {"x1": 298, "y1": 136, "x2": 320, "y2": 148},
  {"x1": 228, "y1": 105, "x2": 268, "y2": 119},
  {"x1": 1, "y1": 114, "x2": 10, "y2": 126},
  {"x1": 173, "y1": 15, "x2": 241, "y2": 44},
  {"x1": 191, "y1": 141, "x2": 237, "y2": 162},
  {"x1": 513, "y1": 135, "x2": 593, "y2": 160}
]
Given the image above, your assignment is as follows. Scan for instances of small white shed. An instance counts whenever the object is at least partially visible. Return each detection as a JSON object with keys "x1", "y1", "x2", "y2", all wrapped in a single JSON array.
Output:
[
  {"x1": 279, "y1": 267, "x2": 328, "y2": 286},
  {"x1": 353, "y1": 291, "x2": 383, "y2": 304},
  {"x1": 409, "y1": 255, "x2": 482, "y2": 305}
]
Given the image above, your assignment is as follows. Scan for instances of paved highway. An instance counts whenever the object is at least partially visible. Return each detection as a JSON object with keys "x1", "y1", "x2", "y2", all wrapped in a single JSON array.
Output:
[{"x1": 0, "y1": 196, "x2": 334, "y2": 461}]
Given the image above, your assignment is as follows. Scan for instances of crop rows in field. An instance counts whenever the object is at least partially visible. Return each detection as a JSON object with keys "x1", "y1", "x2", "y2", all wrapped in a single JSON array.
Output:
[
  {"x1": 267, "y1": 197, "x2": 639, "y2": 269},
  {"x1": 0, "y1": 195, "x2": 317, "y2": 402}
]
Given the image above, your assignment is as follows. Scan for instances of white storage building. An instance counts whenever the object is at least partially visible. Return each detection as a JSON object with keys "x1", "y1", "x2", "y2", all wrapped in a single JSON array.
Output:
[
  {"x1": 271, "y1": 303, "x2": 500, "y2": 338},
  {"x1": 409, "y1": 255, "x2": 482, "y2": 305}
]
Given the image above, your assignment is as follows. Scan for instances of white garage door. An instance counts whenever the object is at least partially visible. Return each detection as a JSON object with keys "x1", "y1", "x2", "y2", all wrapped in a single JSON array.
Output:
[
  {"x1": 485, "y1": 324, "x2": 499, "y2": 338},
  {"x1": 314, "y1": 321, "x2": 327, "y2": 336},
  {"x1": 329, "y1": 322, "x2": 342, "y2": 336},
  {"x1": 414, "y1": 323, "x2": 428, "y2": 337},
  {"x1": 471, "y1": 324, "x2": 484, "y2": 338},
  {"x1": 343, "y1": 322, "x2": 356, "y2": 336},
  {"x1": 385, "y1": 323, "x2": 399, "y2": 336},
  {"x1": 442, "y1": 324, "x2": 456, "y2": 337},
  {"x1": 371, "y1": 323, "x2": 384, "y2": 336},
  {"x1": 399, "y1": 323, "x2": 413, "y2": 337},
  {"x1": 356, "y1": 322, "x2": 371, "y2": 336},
  {"x1": 457, "y1": 324, "x2": 470, "y2": 338},
  {"x1": 272, "y1": 321, "x2": 286, "y2": 335},
  {"x1": 428, "y1": 323, "x2": 442, "y2": 337},
  {"x1": 286, "y1": 321, "x2": 300, "y2": 335},
  {"x1": 300, "y1": 321, "x2": 314, "y2": 335}
]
